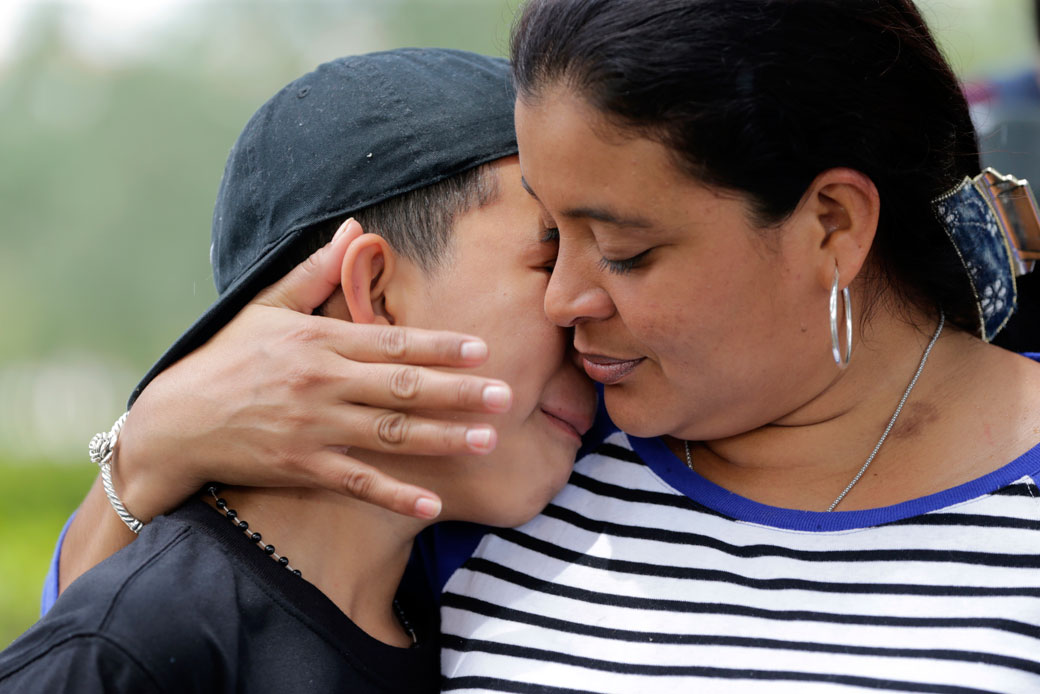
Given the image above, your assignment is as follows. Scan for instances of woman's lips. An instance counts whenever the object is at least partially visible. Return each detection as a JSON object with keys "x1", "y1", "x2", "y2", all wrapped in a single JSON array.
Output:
[{"x1": 580, "y1": 354, "x2": 645, "y2": 385}]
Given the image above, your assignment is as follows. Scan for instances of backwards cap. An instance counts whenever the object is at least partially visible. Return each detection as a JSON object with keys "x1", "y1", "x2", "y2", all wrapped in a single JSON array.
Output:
[{"x1": 130, "y1": 48, "x2": 518, "y2": 405}]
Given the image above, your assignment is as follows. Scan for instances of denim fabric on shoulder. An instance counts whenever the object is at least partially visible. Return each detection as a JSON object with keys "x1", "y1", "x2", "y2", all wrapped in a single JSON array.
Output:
[{"x1": 934, "y1": 168, "x2": 1040, "y2": 341}]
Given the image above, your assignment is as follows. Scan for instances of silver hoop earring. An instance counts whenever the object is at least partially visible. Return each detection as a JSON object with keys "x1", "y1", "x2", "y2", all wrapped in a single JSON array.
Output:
[{"x1": 830, "y1": 268, "x2": 852, "y2": 368}]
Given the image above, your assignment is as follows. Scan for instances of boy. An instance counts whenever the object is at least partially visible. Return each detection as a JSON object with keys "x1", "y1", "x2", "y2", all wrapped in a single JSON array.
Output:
[{"x1": 0, "y1": 48, "x2": 594, "y2": 693}]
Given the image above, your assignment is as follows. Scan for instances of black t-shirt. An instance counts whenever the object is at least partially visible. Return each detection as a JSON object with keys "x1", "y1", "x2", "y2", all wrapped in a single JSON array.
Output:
[{"x1": 0, "y1": 499, "x2": 437, "y2": 693}]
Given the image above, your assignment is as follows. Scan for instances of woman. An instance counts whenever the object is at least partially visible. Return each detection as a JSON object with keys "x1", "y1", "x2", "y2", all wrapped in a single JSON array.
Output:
[{"x1": 56, "y1": 0, "x2": 1040, "y2": 691}]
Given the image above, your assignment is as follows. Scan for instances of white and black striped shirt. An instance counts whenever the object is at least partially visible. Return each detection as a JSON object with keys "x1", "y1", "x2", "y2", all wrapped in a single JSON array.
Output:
[{"x1": 441, "y1": 430, "x2": 1040, "y2": 693}]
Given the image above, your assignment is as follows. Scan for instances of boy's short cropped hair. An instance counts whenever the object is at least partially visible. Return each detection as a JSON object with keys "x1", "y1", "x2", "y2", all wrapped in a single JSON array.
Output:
[
  {"x1": 293, "y1": 161, "x2": 500, "y2": 278},
  {"x1": 130, "y1": 49, "x2": 518, "y2": 406}
]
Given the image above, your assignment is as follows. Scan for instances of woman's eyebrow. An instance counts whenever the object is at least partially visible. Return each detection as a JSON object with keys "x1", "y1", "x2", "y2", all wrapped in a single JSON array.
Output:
[
  {"x1": 520, "y1": 176, "x2": 653, "y2": 229},
  {"x1": 560, "y1": 206, "x2": 653, "y2": 228},
  {"x1": 520, "y1": 176, "x2": 542, "y2": 200}
]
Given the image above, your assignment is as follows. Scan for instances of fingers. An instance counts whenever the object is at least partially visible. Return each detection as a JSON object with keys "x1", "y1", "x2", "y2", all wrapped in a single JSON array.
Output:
[
  {"x1": 327, "y1": 404, "x2": 498, "y2": 456},
  {"x1": 307, "y1": 450, "x2": 443, "y2": 519},
  {"x1": 332, "y1": 362, "x2": 512, "y2": 413},
  {"x1": 324, "y1": 321, "x2": 490, "y2": 368},
  {"x1": 253, "y1": 218, "x2": 364, "y2": 313}
]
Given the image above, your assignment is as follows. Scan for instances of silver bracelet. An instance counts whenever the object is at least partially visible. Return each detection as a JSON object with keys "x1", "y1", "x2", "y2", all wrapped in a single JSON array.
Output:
[{"x1": 88, "y1": 411, "x2": 145, "y2": 534}]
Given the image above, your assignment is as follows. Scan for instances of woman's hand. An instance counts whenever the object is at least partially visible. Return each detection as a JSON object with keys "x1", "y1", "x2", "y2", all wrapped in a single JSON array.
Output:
[
  {"x1": 120, "y1": 219, "x2": 513, "y2": 521},
  {"x1": 59, "y1": 220, "x2": 513, "y2": 593}
]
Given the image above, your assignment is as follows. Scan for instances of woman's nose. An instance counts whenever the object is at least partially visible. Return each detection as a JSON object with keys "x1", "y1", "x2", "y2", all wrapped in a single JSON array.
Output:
[{"x1": 544, "y1": 251, "x2": 615, "y2": 328}]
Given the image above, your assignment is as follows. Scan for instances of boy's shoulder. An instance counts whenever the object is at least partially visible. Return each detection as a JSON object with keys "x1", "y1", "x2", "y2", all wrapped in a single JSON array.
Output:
[
  {"x1": 2, "y1": 499, "x2": 438, "y2": 694},
  {"x1": 0, "y1": 503, "x2": 243, "y2": 693}
]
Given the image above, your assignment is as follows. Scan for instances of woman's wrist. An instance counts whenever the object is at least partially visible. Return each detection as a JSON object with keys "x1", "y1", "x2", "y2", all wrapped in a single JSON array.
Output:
[
  {"x1": 89, "y1": 412, "x2": 144, "y2": 533},
  {"x1": 111, "y1": 403, "x2": 205, "y2": 524}
]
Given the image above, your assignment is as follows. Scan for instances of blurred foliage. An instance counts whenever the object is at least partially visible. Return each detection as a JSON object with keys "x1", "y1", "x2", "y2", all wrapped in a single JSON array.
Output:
[
  {"x1": 920, "y1": 0, "x2": 1038, "y2": 78},
  {"x1": 0, "y1": 0, "x2": 1031, "y2": 654},
  {"x1": 0, "y1": 460, "x2": 96, "y2": 649},
  {"x1": 0, "y1": 0, "x2": 521, "y2": 371}
]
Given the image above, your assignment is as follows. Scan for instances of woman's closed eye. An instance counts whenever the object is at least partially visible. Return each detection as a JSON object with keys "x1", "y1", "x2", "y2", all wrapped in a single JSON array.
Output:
[{"x1": 599, "y1": 248, "x2": 653, "y2": 275}]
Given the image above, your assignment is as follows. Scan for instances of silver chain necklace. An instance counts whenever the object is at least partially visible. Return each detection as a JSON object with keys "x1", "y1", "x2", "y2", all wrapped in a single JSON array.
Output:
[
  {"x1": 205, "y1": 485, "x2": 418, "y2": 645},
  {"x1": 683, "y1": 311, "x2": 945, "y2": 512}
]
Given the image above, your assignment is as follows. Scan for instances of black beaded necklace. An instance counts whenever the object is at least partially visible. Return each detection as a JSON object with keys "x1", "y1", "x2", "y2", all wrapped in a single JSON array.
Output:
[{"x1": 205, "y1": 484, "x2": 418, "y2": 646}]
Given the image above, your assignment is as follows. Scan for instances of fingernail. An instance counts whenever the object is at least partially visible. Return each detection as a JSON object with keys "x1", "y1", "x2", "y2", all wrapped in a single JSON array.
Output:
[
  {"x1": 482, "y1": 384, "x2": 511, "y2": 411},
  {"x1": 332, "y1": 217, "x2": 356, "y2": 241},
  {"x1": 465, "y1": 427, "x2": 495, "y2": 452},
  {"x1": 460, "y1": 340, "x2": 487, "y2": 361},
  {"x1": 414, "y1": 496, "x2": 441, "y2": 519}
]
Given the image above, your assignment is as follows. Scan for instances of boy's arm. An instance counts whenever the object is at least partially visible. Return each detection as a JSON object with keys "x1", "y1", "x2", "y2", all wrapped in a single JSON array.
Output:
[{"x1": 56, "y1": 223, "x2": 512, "y2": 591}]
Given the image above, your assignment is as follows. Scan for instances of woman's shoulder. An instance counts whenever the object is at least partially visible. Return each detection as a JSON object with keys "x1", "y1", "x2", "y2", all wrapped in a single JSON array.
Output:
[
  {"x1": 976, "y1": 346, "x2": 1040, "y2": 440},
  {"x1": 912, "y1": 342, "x2": 1040, "y2": 487}
]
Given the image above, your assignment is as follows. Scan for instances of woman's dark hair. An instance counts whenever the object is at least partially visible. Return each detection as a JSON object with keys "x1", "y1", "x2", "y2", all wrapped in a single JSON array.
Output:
[
  {"x1": 1035, "y1": 0, "x2": 1040, "y2": 45},
  {"x1": 511, "y1": 0, "x2": 981, "y2": 332}
]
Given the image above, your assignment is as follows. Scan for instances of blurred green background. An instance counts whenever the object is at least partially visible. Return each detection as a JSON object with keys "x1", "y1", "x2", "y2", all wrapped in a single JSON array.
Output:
[{"x1": 0, "y1": 0, "x2": 1035, "y2": 649}]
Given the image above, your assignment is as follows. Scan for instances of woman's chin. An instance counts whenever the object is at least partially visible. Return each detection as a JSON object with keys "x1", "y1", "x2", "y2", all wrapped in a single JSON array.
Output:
[{"x1": 602, "y1": 390, "x2": 678, "y2": 439}]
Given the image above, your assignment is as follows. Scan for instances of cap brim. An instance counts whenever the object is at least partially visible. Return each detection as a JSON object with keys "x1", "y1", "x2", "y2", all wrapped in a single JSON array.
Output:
[{"x1": 127, "y1": 229, "x2": 307, "y2": 408}]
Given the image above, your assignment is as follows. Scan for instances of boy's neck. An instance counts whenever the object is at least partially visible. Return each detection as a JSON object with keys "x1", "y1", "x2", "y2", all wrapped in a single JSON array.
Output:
[{"x1": 204, "y1": 483, "x2": 427, "y2": 648}]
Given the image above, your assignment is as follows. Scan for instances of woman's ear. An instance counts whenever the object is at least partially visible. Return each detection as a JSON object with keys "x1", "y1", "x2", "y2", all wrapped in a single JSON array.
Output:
[
  {"x1": 340, "y1": 233, "x2": 398, "y2": 325},
  {"x1": 797, "y1": 168, "x2": 880, "y2": 292}
]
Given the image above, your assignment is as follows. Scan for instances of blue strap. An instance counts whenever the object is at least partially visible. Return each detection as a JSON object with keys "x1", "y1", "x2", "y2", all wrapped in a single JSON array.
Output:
[{"x1": 40, "y1": 511, "x2": 76, "y2": 616}]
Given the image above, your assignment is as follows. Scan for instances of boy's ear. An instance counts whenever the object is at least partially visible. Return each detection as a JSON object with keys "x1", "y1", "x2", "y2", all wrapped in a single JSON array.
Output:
[{"x1": 340, "y1": 233, "x2": 397, "y2": 325}]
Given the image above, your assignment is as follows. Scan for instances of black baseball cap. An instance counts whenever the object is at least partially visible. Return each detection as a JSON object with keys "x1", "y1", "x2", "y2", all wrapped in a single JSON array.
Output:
[{"x1": 129, "y1": 48, "x2": 518, "y2": 406}]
